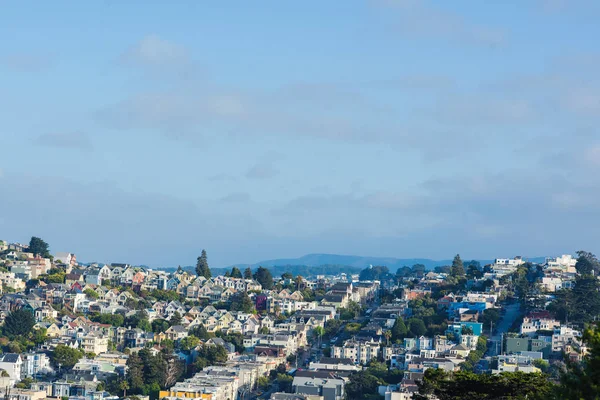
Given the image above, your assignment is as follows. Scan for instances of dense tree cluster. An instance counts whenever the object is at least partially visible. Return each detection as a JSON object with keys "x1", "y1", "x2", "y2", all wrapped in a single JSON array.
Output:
[
  {"x1": 414, "y1": 369, "x2": 556, "y2": 400},
  {"x1": 125, "y1": 348, "x2": 184, "y2": 397},
  {"x1": 253, "y1": 267, "x2": 273, "y2": 290},
  {"x1": 359, "y1": 265, "x2": 392, "y2": 281},
  {"x1": 28, "y1": 236, "x2": 50, "y2": 258}
]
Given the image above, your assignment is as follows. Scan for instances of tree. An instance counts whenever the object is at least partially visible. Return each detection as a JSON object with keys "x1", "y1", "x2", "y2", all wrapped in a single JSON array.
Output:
[
  {"x1": 408, "y1": 318, "x2": 427, "y2": 337},
  {"x1": 481, "y1": 309, "x2": 500, "y2": 333},
  {"x1": 169, "y1": 312, "x2": 182, "y2": 326},
  {"x1": 313, "y1": 326, "x2": 325, "y2": 347},
  {"x1": 180, "y1": 336, "x2": 200, "y2": 351},
  {"x1": 257, "y1": 376, "x2": 270, "y2": 391},
  {"x1": 345, "y1": 371, "x2": 383, "y2": 399},
  {"x1": 32, "y1": 327, "x2": 48, "y2": 346},
  {"x1": 29, "y1": 236, "x2": 50, "y2": 258},
  {"x1": 418, "y1": 369, "x2": 542, "y2": 398},
  {"x1": 575, "y1": 251, "x2": 600, "y2": 275},
  {"x1": 466, "y1": 262, "x2": 483, "y2": 280},
  {"x1": 451, "y1": 254, "x2": 465, "y2": 278},
  {"x1": 391, "y1": 318, "x2": 408, "y2": 342},
  {"x1": 396, "y1": 266, "x2": 412, "y2": 278},
  {"x1": 259, "y1": 326, "x2": 270, "y2": 334},
  {"x1": 230, "y1": 267, "x2": 243, "y2": 279},
  {"x1": 189, "y1": 325, "x2": 212, "y2": 340},
  {"x1": 195, "y1": 250, "x2": 211, "y2": 278},
  {"x1": 559, "y1": 326, "x2": 600, "y2": 398},
  {"x1": 119, "y1": 380, "x2": 129, "y2": 398},
  {"x1": 570, "y1": 274, "x2": 600, "y2": 323},
  {"x1": 411, "y1": 264, "x2": 426, "y2": 277},
  {"x1": 230, "y1": 291, "x2": 255, "y2": 313},
  {"x1": 359, "y1": 265, "x2": 391, "y2": 281},
  {"x1": 244, "y1": 267, "x2": 253, "y2": 279},
  {"x1": 384, "y1": 330, "x2": 392, "y2": 346},
  {"x1": 195, "y1": 344, "x2": 228, "y2": 370},
  {"x1": 152, "y1": 319, "x2": 170, "y2": 333},
  {"x1": 253, "y1": 267, "x2": 273, "y2": 290},
  {"x1": 52, "y1": 345, "x2": 84, "y2": 369},
  {"x1": 277, "y1": 373, "x2": 293, "y2": 393},
  {"x1": 281, "y1": 272, "x2": 293, "y2": 280},
  {"x1": 3, "y1": 308, "x2": 35, "y2": 337},
  {"x1": 84, "y1": 288, "x2": 99, "y2": 299}
]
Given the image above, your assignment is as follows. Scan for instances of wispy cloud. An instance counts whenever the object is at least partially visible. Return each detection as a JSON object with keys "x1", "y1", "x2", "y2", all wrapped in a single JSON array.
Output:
[
  {"x1": 35, "y1": 132, "x2": 93, "y2": 151},
  {"x1": 1, "y1": 53, "x2": 53, "y2": 72},
  {"x1": 246, "y1": 162, "x2": 279, "y2": 180},
  {"x1": 121, "y1": 34, "x2": 192, "y2": 73},
  {"x1": 220, "y1": 192, "x2": 251, "y2": 203},
  {"x1": 374, "y1": 0, "x2": 506, "y2": 47}
]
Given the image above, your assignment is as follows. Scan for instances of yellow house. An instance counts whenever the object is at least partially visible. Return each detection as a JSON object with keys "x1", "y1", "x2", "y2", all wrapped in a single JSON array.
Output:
[
  {"x1": 158, "y1": 390, "x2": 212, "y2": 399},
  {"x1": 46, "y1": 323, "x2": 62, "y2": 338}
]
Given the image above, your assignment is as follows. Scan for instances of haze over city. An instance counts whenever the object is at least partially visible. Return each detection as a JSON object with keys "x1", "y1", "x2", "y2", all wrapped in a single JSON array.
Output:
[{"x1": 2, "y1": 1, "x2": 600, "y2": 267}]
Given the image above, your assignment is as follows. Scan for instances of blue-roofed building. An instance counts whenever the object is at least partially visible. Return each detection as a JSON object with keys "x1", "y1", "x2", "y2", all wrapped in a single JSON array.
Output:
[
  {"x1": 446, "y1": 322, "x2": 483, "y2": 338},
  {"x1": 447, "y1": 302, "x2": 487, "y2": 317}
]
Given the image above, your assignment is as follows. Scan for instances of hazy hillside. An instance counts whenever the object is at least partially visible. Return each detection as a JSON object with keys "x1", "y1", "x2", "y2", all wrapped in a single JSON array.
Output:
[{"x1": 166, "y1": 253, "x2": 547, "y2": 277}]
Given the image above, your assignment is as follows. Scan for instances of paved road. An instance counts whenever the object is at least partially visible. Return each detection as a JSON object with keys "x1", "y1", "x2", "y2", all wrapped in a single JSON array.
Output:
[{"x1": 487, "y1": 302, "x2": 521, "y2": 356}]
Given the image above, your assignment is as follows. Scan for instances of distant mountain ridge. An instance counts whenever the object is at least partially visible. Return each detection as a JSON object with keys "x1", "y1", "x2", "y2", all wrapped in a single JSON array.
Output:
[
  {"x1": 228, "y1": 253, "x2": 499, "y2": 270},
  {"x1": 166, "y1": 253, "x2": 547, "y2": 276}
]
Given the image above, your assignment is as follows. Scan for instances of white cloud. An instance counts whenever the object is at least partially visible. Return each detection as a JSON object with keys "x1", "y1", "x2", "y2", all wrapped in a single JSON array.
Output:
[{"x1": 122, "y1": 34, "x2": 190, "y2": 69}]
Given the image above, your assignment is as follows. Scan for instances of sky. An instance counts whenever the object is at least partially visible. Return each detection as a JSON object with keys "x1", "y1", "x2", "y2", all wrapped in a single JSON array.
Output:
[{"x1": 1, "y1": 0, "x2": 600, "y2": 268}]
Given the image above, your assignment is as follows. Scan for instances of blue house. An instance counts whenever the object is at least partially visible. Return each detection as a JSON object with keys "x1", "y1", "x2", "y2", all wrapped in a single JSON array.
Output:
[
  {"x1": 446, "y1": 321, "x2": 483, "y2": 337},
  {"x1": 447, "y1": 302, "x2": 487, "y2": 317}
]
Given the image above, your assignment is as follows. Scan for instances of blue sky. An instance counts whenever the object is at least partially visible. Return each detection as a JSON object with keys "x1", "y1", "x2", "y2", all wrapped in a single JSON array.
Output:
[{"x1": 1, "y1": 0, "x2": 600, "y2": 267}]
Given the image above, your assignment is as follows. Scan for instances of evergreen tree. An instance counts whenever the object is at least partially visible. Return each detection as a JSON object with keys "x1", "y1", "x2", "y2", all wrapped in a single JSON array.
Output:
[
  {"x1": 570, "y1": 274, "x2": 600, "y2": 323},
  {"x1": 575, "y1": 251, "x2": 600, "y2": 275},
  {"x1": 253, "y1": 267, "x2": 274, "y2": 290},
  {"x1": 3, "y1": 308, "x2": 35, "y2": 337},
  {"x1": 29, "y1": 236, "x2": 50, "y2": 258},
  {"x1": 559, "y1": 326, "x2": 600, "y2": 398},
  {"x1": 391, "y1": 317, "x2": 408, "y2": 342},
  {"x1": 126, "y1": 353, "x2": 145, "y2": 394},
  {"x1": 230, "y1": 291, "x2": 255, "y2": 313},
  {"x1": 195, "y1": 250, "x2": 211, "y2": 278},
  {"x1": 244, "y1": 267, "x2": 253, "y2": 279},
  {"x1": 230, "y1": 267, "x2": 243, "y2": 279},
  {"x1": 451, "y1": 254, "x2": 465, "y2": 277},
  {"x1": 408, "y1": 318, "x2": 427, "y2": 337}
]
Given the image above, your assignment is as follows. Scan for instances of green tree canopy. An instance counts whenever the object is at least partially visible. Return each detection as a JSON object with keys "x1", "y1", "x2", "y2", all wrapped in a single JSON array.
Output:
[
  {"x1": 230, "y1": 267, "x2": 243, "y2": 279},
  {"x1": 230, "y1": 291, "x2": 255, "y2": 313},
  {"x1": 29, "y1": 236, "x2": 50, "y2": 258},
  {"x1": 244, "y1": 267, "x2": 253, "y2": 279},
  {"x1": 451, "y1": 254, "x2": 465, "y2": 278},
  {"x1": 195, "y1": 250, "x2": 211, "y2": 278},
  {"x1": 3, "y1": 308, "x2": 35, "y2": 337},
  {"x1": 391, "y1": 317, "x2": 408, "y2": 342},
  {"x1": 345, "y1": 371, "x2": 383, "y2": 400},
  {"x1": 575, "y1": 251, "x2": 600, "y2": 275},
  {"x1": 559, "y1": 326, "x2": 600, "y2": 398},
  {"x1": 415, "y1": 369, "x2": 556, "y2": 400},
  {"x1": 52, "y1": 345, "x2": 84, "y2": 369},
  {"x1": 408, "y1": 318, "x2": 427, "y2": 337},
  {"x1": 253, "y1": 267, "x2": 273, "y2": 290}
]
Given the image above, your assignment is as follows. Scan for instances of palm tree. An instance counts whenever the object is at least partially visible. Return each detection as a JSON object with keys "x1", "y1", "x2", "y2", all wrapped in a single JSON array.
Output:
[
  {"x1": 313, "y1": 326, "x2": 325, "y2": 348},
  {"x1": 120, "y1": 380, "x2": 129, "y2": 398},
  {"x1": 384, "y1": 330, "x2": 392, "y2": 346}
]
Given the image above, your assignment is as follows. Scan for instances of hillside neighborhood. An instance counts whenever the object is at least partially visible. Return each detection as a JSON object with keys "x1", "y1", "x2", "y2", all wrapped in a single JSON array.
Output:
[{"x1": 0, "y1": 237, "x2": 598, "y2": 400}]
